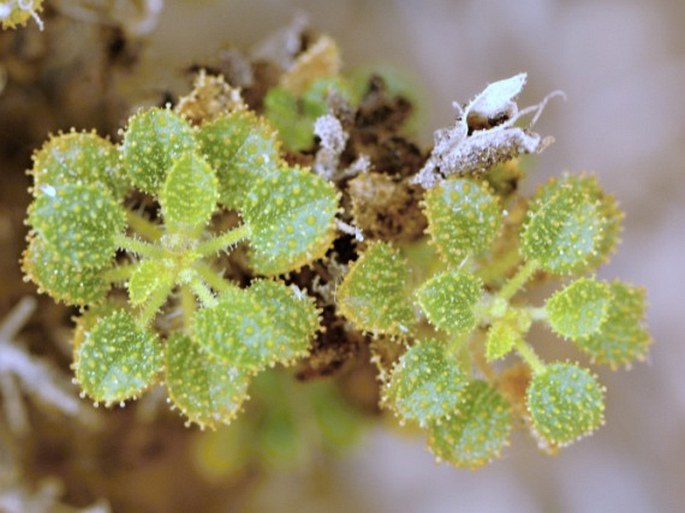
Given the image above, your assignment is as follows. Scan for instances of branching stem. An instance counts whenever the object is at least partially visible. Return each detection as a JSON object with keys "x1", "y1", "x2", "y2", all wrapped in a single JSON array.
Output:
[
  {"x1": 498, "y1": 259, "x2": 539, "y2": 301},
  {"x1": 114, "y1": 234, "x2": 164, "y2": 259},
  {"x1": 514, "y1": 339, "x2": 546, "y2": 374},
  {"x1": 126, "y1": 210, "x2": 163, "y2": 241}
]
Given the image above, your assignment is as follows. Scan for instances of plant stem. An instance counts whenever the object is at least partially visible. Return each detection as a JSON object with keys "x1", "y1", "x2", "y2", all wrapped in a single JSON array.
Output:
[
  {"x1": 189, "y1": 275, "x2": 217, "y2": 308},
  {"x1": 126, "y1": 210, "x2": 163, "y2": 241},
  {"x1": 194, "y1": 263, "x2": 235, "y2": 293},
  {"x1": 514, "y1": 339, "x2": 546, "y2": 375},
  {"x1": 114, "y1": 234, "x2": 164, "y2": 259},
  {"x1": 195, "y1": 224, "x2": 251, "y2": 257},
  {"x1": 180, "y1": 284, "x2": 196, "y2": 336},
  {"x1": 103, "y1": 263, "x2": 137, "y2": 284},
  {"x1": 498, "y1": 259, "x2": 539, "y2": 301},
  {"x1": 526, "y1": 306, "x2": 548, "y2": 322},
  {"x1": 476, "y1": 245, "x2": 522, "y2": 284},
  {"x1": 137, "y1": 282, "x2": 174, "y2": 327}
]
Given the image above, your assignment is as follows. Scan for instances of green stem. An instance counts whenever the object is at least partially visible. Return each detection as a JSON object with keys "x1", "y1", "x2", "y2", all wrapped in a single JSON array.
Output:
[
  {"x1": 526, "y1": 306, "x2": 548, "y2": 322},
  {"x1": 103, "y1": 263, "x2": 137, "y2": 284},
  {"x1": 514, "y1": 339, "x2": 546, "y2": 374},
  {"x1": 498, "y1": 259, "x2": 539, "y2": 301},
  {"x1": 476, "y1": 245, "x2": 522, "y2": 284},
  {"x1": 137, "y1": 282, "x2": 175, "y2": 327},
  {"x1": 189, "y1": 275, "x2": 217, "y2": 308},
  {"x1": 180, "y1": 285, "x2": 196, "y2": 336},
  {"x1": 126, "y1": 210, "x2": 163, "y2": 241},
  {"x1": 447, "y1": 333, "x2": 470, "y2": 358},
  {"x1": 114, "y1": 234, "x2": 165, "y2": 259},
  {"x1": 194, "y1": 263, "x2": 235, "y2": 293},
  {"x1": 195, "y1": 224, "x2": 251, "y2": 257}
]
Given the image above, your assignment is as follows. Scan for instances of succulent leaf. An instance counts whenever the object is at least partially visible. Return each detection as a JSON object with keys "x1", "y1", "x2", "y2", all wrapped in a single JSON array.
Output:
[
  {"x1": 575, "y1": 281, "x2": 651, "y2": 368},
  {"x1": 165, "y1": 334, "x2": 250, "y2": 428},
  {"x1": 428, "y1": 380, "x2": 512, "y2": 468},
  {"x1": 241, "y1": 165, "x2": 338, "y2": 275},
  {"x1": 160, "y1": 152, "x2": 219, "y2": 229},
  {"x1": 521, "y1": 176, "x2": 606, "y2": 275},
  {"x1": 128, "y1": 259, "x2": 176, "y2": 306},
  {"x1": 485, "y1": 316, "x2": 520, "y2": 362},
  {"x1": 424, "y1": 177, "x2": 502, "y2": 265},
  {"x1": 28, "y1": 183, "x2": 125, "y2": 269},
  {"x1": 197, "y1": 111, "x2": 280, "y2": 209},
  {"x1": 384, "y1": 339, "x2": 468, "y2": 426},
  {"x1": 526, "y1": 362, "x2": 605, "y2": 446},
  {"x1": 194, "y1": 281, "x2": 317, "y2": 373},
  {"x1": 546, "y1": 277, "x2": 611, "y2": 340},
  {"x1": 22, "y1": 236, "x2": 110, "y2": 306},
  {"x1": 74, "y1": 310, "x2": 163, "y2": 404},
  {"x1": 416, "y1": 270, "x2": 482, "y2": 334},
  {"x1": 121, "y1": 108, "x2": 196, "y2": 193},
  {"x1": 30, "y1": 131, "x2": 127, "y2": 199},
  {"x1": 337, "y1": 242, "x2": 416, "y2": 336}
]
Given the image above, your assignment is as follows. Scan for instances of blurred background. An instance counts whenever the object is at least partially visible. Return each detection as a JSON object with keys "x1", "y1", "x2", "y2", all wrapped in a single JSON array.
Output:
[{"x1": 1, "y1": 0, "x2": 684, "y2": 512}]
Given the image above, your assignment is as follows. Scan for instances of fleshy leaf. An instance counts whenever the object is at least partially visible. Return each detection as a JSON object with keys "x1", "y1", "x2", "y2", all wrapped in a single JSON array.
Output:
[
  {"x1": 424, "y1": 177, "x2": 502, "y2": 265},
  {"x1": 194, "y1": 281, "x2": 318, "y2": 373},
  {"x1": 485, "y1": 316, "x2": 520, "y2": 362},
  {"x1": 75, "y1": 310, "x2": 163, "y2": 405},
  {"x1": 241, "y1": 165, "x2": 339, "y2": 275},
  {"x1": 416, "y1": 270, "x2": 482, "y2": 334},
  {"x1": 197, "y1": 110, "x2": 280, "y2": 209},
  {"x1": 30, "y1": 131, "x2": 127, "y2": 199},
  {"x1": 128, "y1": 259, "x2": 177, "y2": 306},
  {"x1": 160, "y1": 152, "x2": 218, "y2": 229},
  {"x1": 546, "y1": 277, "x2": 611, "y2": 340},
  {"x1": 337, "y1": 242, "x2": 415, "y2": 336},
  {"x1": 526, "y1": 362, "x2": 605, "y2": 446},
  {"x1": 121, "y1": 108, "x2": 196, "y2": 193},
  {"x1": 383, "y1": 339, "x2": 468, "y2": 427},
  {"x1": 575, "y1": 281, "x2": 651, "y2": 368},
  {"x1": 428, "y1": 380, "x2": 512, "y2": 468},
  {"x1": 521, "y1": 176, "x2": 606, "y2": 275},
  {"x1": 165, "y1": 333, "x2": 250, "y2": 428},
  {"x1": 28, "y1": 183, "x2": 125, "y2": 269},
  {"x1": 22, "y1": 236, "x2": 110, "y2": 306}
]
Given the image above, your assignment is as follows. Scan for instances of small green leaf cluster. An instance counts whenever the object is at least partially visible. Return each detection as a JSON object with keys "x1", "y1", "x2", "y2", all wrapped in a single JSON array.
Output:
[
  {"x1": 337, "y1": 171, "x2": 651, "y2": 464},
  {"x1": 23, "y1": 106, "x2": 340, "y2": 428}
]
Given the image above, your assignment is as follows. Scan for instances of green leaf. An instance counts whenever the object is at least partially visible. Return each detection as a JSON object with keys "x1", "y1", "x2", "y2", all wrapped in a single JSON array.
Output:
[
  {"x1": 22, "y1": 236, "x2": 110, "y2": 306},
  {"x1": 521, "y1": 176, "x2": 606, "y2": 275},
  {"x1": 160, "y1": 152, "x2": 218, "y2": 229},
  {"x1": 575, "y1": 281, "x2": 651, "y2": 369},
  {"x1": 128, "y1": 259, "x2": 177, "y2": 306},
  {"x1": 416, "y1": 270, "x2": 482, "y2": 334},
  {"x1": 30, "y1": 131, "x2": 127, "y2": 199},
  {"x1": 74, "y1": 310, "x2": 163, "y2": 405},
  {"x1": 485, "y1": 317, "x2": 520, "y2": 362},
  {"x1": 241, "y1": 165, "x2": 339, "y2": 275},
  {"x1": 428, "y1": 380, "x2": 512, "y2": 468},
  {"x1": 165, "y1": 333, "x2": 250, "y2": 428},
  {"x1": 546, "y1": 277, "x2": 612, "y2": 340},
  {"x1": 565, "y1": 174, "x2": 623, "y2": 270},
  {"x1": 194, "y1": 281, "x2": 318, "y2": 373},
  {"x1": 383, "y1": 339, "x2": 468, "y2": 427},
  {"x1": 121, "y1": 108, "x2": 196, "y2": 193},
  {"x1": 424, "y1": 177, "x2": 502, "y2": 266},
  {"x1": 337, "y1": 242, "x2": 415, "y2": 336},
  {"x1": 526, "y1": 362, "x2": 605, "y2": 446},
  {"x1": 197, "y1": 110, "x2": 280, "y2": 209},
  {"x1": 28, "y1": 183, "x2": 126, "y2": 269}
]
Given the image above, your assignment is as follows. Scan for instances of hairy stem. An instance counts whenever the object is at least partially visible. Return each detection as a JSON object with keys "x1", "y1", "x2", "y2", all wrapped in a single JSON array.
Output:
[
  {"x1": 137, "y1": 283, "x2": 174, "y2": 327},
  {"x1": 114, "y1": 234, "x2": 165, "y2": 259},
  {"x1": 195, "y1": 224, "x2": 251, "y2": 257},
  {"x1": 126, "y1": 210, "x2": 163, "y2": 241},
  {"x1": 189, "y1": 275, "x2": 217, "y2": 308},
  {"x1": 194, "y1": 263, "x2": 235, "y2": 293},
  {"x1": 499, "y1": 259, "x2": 539, "y2": 301},
  {"x1": 103, "y1": 263, "x2": 138, "y2": 284},
  {"x1": 180, "y1": 284, "x2": 196, "y2": 336},
  {"x1": 514, "y1": 339, "x2": 546, "y2": 375}
]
